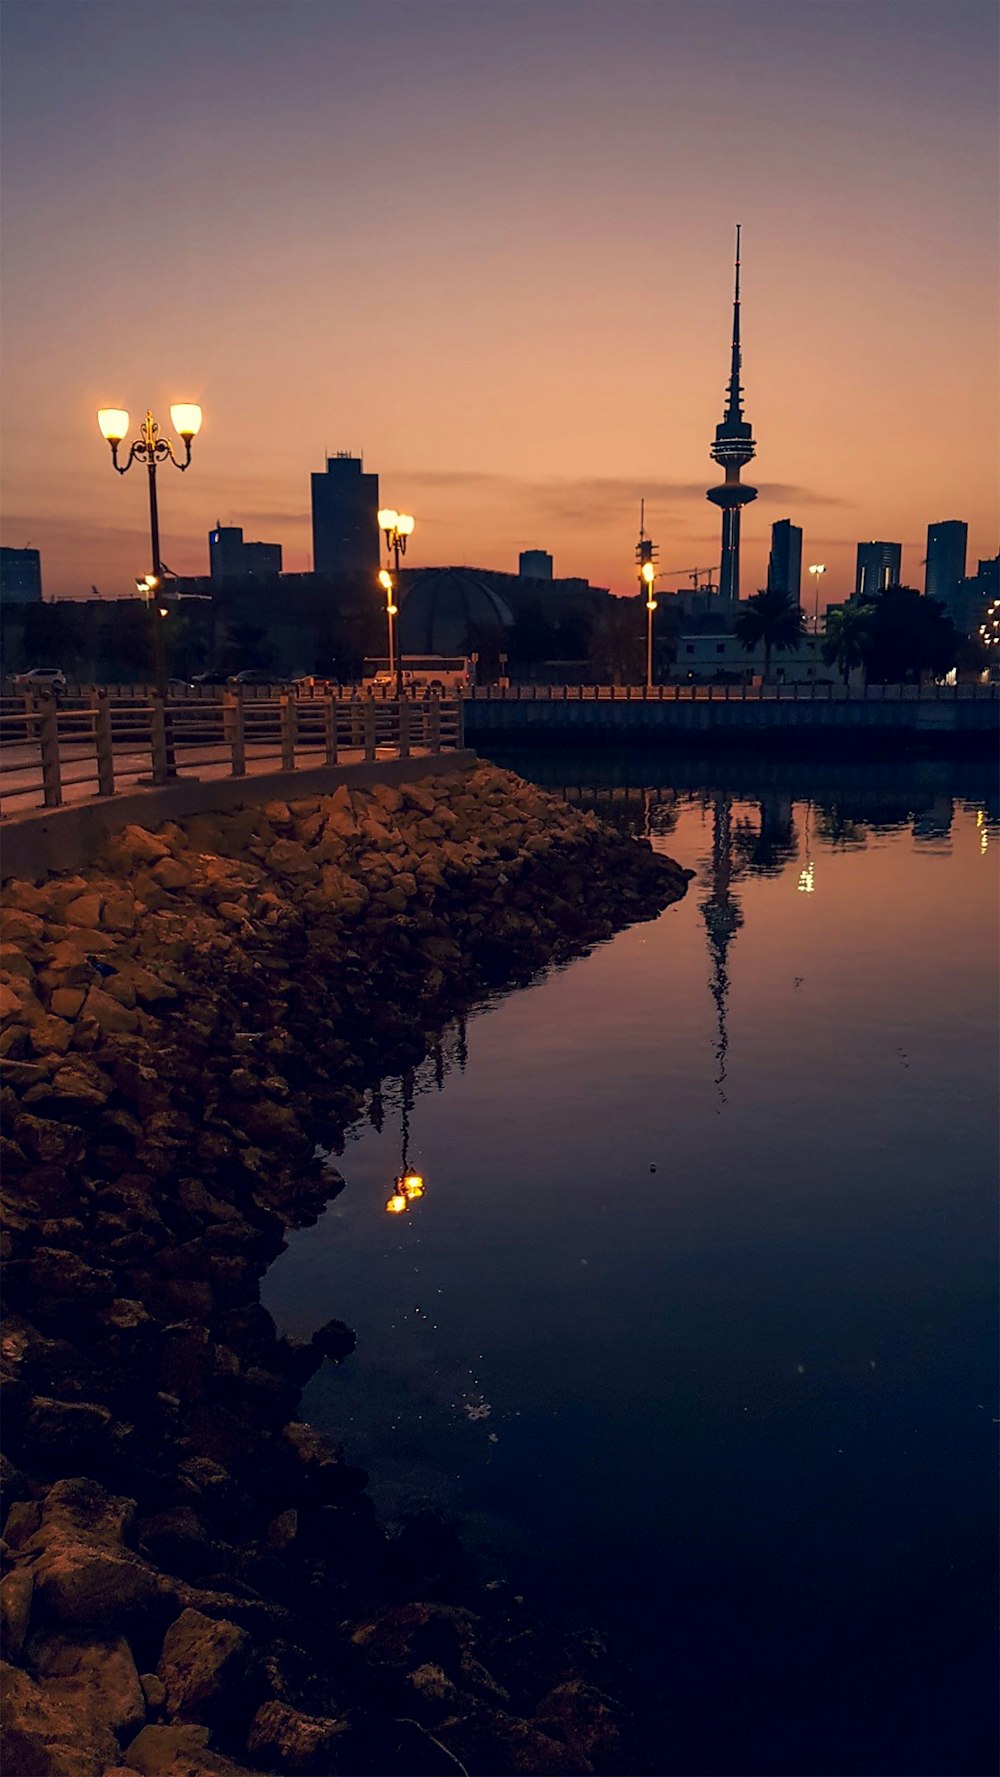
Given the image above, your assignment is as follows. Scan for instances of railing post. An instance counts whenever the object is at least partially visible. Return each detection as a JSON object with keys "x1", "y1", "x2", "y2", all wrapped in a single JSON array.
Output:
[
  {"x1": 351, "y1": 696, "x2": 363, "y2": 748},
  {"x1": 323, "y1": 695, "x2": 338, "y2": 765},
  {"x1": 362, "y1": 698, "x2": 377, "y2": 761},
  {"x1": 428, "y1": 696, "x2": 442, "y2": 754},
  {"x1": 38, "y1": 696, "x2": 63, "y2": 808},
  {"x1": 91, "y1": 689, "x2": 115, "y2": 797},
  {"x1": 280, "y1": 694, "x2": 297, "y2": 771},
  {"x1": 398, "y1": 696, "x2": 411, "y2": 759},
  {"x1": 224, "y1": 688, "x2": 246, "y2": 777},
  {"x1": 149, "y1": 693, "x2": 169, "y2": 786}
]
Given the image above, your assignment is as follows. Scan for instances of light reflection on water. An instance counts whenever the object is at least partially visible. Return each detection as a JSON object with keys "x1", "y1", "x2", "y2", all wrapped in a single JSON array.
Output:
[{"x1": 264, "y1": 753, "x2": 998, "y2": 1777}]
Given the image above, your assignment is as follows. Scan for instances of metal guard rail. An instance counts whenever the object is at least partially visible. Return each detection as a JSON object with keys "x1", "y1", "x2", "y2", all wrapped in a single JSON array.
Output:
[{"x1": 0, "y1": 691, "x2": 463, "y2": 813}]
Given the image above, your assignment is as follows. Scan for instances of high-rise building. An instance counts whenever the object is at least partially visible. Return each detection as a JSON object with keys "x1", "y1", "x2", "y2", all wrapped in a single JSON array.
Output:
[
  {"x1": 209, "y1": 525, "x2": 282, "y2": 580},
  {"x1": 519, "y1": 549, "x2": 553, "y2": 580},
  {"x1": 925, "y1": 520, "x2": 967, "y2": 611},
  {"x1": 855, "y1": 540, "x2": 901, "y2": 600},
  {"x1": 706, "y1": 226, "x2": 757, "y2": 603},
  {"x1": 0, "y1": 546, "x2": 42, "y2": 604},
  {"x1": 310, "y1": 454, "x2": 379, "y2": 578},
  {"x1": 766, "y1": 520, "x2": 802, "y2": 603}
]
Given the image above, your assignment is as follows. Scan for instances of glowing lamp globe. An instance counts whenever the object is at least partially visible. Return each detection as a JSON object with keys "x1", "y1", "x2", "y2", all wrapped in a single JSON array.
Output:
[
  {"x1": 98, "y1": 408, "x2": 129, "y2": 444},
  {"x1": 396, "y1": 513, "x2": 415, "y2": 536},
  {"x1": 641, "y1": 561, "x2": 656, "y2": 585},
  {"x1": 170, "y1": 404, "x2": 202, "y2": 441},
  {"x1": 378, "y1": 508, "x2": 399, "y2": 532},
  {"x1": 385, "y1": 1192, "x2": 407, "y2": 1215},
  {"x1": 378, "y1": 569, "x2": 393, "y2": 591}
]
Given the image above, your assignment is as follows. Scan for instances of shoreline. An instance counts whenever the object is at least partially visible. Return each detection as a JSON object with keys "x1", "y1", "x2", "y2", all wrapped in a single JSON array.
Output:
[{"x1": 1, "y1": 763, "x2": 690, "y2": 1776}]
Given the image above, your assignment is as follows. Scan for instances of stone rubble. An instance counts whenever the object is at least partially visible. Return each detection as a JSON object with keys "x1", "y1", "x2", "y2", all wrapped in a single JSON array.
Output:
[{"x1": 0, "y1": 763, "x2": 690, "y2": 1775}]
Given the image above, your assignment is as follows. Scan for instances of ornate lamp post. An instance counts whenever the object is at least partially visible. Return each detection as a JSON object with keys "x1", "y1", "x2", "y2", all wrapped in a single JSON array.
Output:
[
  {"x1": 377, "y1": 509, "x2": 414, "y2": 697},
  {"x1": 377, "y1": 569, "x2": 399, "y2": 694},
  {"x1": 97, "y1": 405, "x2": 203, "y2": 695},
  {"x1": 808, "y1": 563, "x2": 826, "y2": 634},
  {"x1": 642, "y1": 561, "x2": 658, "y2": 690}
]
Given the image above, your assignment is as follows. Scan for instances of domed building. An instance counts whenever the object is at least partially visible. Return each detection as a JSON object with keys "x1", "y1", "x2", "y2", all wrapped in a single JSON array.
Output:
[{"x1": 398, "y1": 567, "x2": 514, "y2": 656}]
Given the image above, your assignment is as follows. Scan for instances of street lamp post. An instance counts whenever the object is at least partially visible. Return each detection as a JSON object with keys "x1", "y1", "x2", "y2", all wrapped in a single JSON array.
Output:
[
  {"x1": 642, "y1": 561, "x2": 658, "y2": 690},
  {"x1": 97, "y1": 405, "x2": 203, "y2": 696},
  {"x1": 377, "y1": 509, "x2": 415, "y2": 698},
  {"x1": 378, "y1": 569, "x2": 399, "y2": 693},
  {"x1": 808, "y1": 563, "x2": 826, "y2": 634}
]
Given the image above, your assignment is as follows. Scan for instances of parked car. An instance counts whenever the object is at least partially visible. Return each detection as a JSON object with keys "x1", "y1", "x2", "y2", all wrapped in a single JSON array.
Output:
[
  {"x1": 167, "y1": 677, "x2": 192, "y2": 695},
  {"x1": 13, "y1": 667, "x2": 67, "y2": 696},
  {"x1": 190, "y1": 670, "x2": 231, "y2": 687},
  {"x1": 227, "y1": 669, "x2": 280, "y2": 687}
]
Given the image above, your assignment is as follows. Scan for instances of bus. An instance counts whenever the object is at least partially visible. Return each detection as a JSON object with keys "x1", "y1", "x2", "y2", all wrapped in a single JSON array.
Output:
[{"x1": 362, "y1": 655, "x2": 471, "y2": 695}]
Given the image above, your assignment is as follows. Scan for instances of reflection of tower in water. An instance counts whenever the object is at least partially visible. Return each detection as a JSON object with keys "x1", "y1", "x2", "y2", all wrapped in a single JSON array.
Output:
[{"x1": 700, "y1": 794, "x2": 744, "y2": 1103}]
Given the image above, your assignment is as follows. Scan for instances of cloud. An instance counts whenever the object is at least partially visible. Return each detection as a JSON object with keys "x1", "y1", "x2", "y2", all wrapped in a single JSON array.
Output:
[{"x1": 388, "y1": 469, "x2": 851, "y2": 528}]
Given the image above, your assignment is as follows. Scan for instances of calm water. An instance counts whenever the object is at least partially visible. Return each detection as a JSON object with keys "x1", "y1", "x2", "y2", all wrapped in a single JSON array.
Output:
[{"x1": 264, "y1": 751, "x2": 998, "y2": 1777}]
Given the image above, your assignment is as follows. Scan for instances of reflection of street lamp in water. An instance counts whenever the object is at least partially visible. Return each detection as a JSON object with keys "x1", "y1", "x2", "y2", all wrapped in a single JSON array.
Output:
[{"x1": 384, "y1": 1077, "x2": 426, "y2": 1215}]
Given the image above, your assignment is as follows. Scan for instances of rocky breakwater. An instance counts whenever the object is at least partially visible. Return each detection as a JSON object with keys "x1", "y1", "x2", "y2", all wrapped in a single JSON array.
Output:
[{"x1": 0, "y1": 763, "x2": 690, "y2": 1776}]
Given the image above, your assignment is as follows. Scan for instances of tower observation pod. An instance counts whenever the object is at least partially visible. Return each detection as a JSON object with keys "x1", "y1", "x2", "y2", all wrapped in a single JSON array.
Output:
[{"x1": 706, "y1": 225, "x2": 757, "y2": 603}]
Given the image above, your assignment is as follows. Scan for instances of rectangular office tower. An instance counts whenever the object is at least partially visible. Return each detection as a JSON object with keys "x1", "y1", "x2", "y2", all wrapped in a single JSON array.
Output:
[
  {"x1": 766, "y1": 520, "x2": 802, "y2": 602},
  {"x1": 209, "y1": 526, "x2": 282, "y2": 579},
  {"x1": 311, "y1": 454, "x2": 379, "y2": 577},
  {"x1": 925, "y1": 520, "x2": 967, "y2": 612},
  {"x1": 855, "y1": 540, "x2": 901, "y2": 600},
  {"x1": 0, "y1": 546, "x2": 42, "y2": 604}
]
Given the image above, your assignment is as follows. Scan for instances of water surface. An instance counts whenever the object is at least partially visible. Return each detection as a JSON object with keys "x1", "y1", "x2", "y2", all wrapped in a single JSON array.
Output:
[{"x1": 265, "y1": 752, "x2": 998, "y2": 1777}]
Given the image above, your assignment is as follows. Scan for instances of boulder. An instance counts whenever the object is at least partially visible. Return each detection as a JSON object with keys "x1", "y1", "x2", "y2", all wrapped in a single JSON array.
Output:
[
  {"x1": 81, "y1": 986, "x2": 140, "y2": 1036},
  {"x1": 61, "y1": 893, "x2": 104, "y2": 929},
  {"x1": 0, "y1": 1658, "x2": 118, "y2": 1777},
  {"x1": 125, "y1": 1721, "x2": 259, "y2": 1776},
  {"x1": 32, "y1": 1628, "x2": 147, "y2": 1740},
  {"x1": 0, "y1": 1565, "x2": 34, "y2": 1659},
  {"x1": 157, "y1": 1607, "x2": 249, "y2": 1724},
  {"x1": 246, "y1": 1699, "x2": 350, "y2": 1772}
]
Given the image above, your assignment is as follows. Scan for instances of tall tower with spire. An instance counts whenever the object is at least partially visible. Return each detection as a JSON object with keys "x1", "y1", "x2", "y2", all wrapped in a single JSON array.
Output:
[{"x1": 707, "y1": 226, "x2": 757, "y2": 603}]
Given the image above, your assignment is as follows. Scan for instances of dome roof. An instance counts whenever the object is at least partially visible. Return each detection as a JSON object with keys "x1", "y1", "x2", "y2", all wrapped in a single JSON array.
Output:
[{"x1": 399, "y1": 568, "x2": 514, "y2": 655}]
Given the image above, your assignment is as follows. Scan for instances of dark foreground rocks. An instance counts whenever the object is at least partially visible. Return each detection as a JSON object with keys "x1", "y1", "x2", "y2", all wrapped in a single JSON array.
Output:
[{"x1": 1, "y1": 763, "x2": 690, "y2": 1774}]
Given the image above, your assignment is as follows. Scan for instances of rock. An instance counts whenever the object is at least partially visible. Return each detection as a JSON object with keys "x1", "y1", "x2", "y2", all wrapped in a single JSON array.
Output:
[
  {"x1": 0, "y1": 1566, "x2": 33, "y2": 1659},
  {"x1": 32, "y1": 1628, "x2": 147, "y2": 1740},
  {"x1": 125, "y1": 1721, "x2": 259, "y2": 1776},
  {"x1": 81, "y1": 986, "x2": 140, "y2": 1036},
  {"x1": 265, "y1": 839, "x2": 315, "y2": 877},
  {"x1": 141, "y1": 1670, "x2": 167, "y2": 1710},
  {"x1": 535, "y1": 1680, "x2": 625, "y2": 1770},
  {"x1": 49, "y1": 988, "x2": 86, "y2": 1020},
  {"x1": 33, "y1": 1539, "x2": 162, "y2": 1628},
  {"x1": 157, "y1": 1607, "x2": 249, "y2": 1724},
  {"x1": 151, "y1": 857, "x2": 193, "y2": 893},
  {"x1": 62, "y1": 893, "x2": 104, "y2": 929},
  {"x1": 115, "y1": 826, "x2": 171, "y2": 866},
  {"x1": 265, "y1": 1509, "x2": 297, "y2": 1551},
  {"x1": 404, "y1": 1661, "x2": 461, "y2": 1720},
  {"x1": 0, "y1": 1658, "x2": 118, "y2": 1777},
  {"x1": 438, "y1": 1708, "x2": 587, "y2": 1774},
  {"x1": 246, "y1": 1699, "x2": 350, "y2": 1772}
]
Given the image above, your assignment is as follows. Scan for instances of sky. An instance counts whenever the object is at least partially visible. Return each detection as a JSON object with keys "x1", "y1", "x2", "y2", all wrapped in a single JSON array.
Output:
[{"x1": 1, "y1": 0, "x2": 997, "y2": 606}]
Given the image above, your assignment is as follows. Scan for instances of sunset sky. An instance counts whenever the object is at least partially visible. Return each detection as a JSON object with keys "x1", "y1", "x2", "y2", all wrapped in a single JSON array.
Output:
[{"x1": 1, "y1": 0, "x2": 997, "y2": 605}]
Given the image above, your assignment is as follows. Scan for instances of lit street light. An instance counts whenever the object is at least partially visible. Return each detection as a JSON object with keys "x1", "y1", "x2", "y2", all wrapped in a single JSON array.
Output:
[
  {"x1": 377, "y1": 509, "x2": 414, "y2": 697},
  {"x1": 642, "y1": 560, "x2": 658, "y2": 690},
  {"x1": 98, "y1": 405, "x2": 203, "y2": 697},
  {"x1": 378, "y1": 568, "x2": 399, "y2": 694},
  {"x1": 808, "y1": 563, "x2": 826, "y2": 634}
]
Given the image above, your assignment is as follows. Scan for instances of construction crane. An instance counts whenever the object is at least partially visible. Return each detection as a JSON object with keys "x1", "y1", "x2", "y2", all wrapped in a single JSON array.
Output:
[{"x1": 657, "y1": 565, "x2": 721, "y2": 590}]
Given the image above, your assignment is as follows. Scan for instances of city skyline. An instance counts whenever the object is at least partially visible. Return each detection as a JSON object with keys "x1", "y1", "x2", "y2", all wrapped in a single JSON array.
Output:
[{"x1": 1, "y1": 0, "x2": 997, "y2": 603}]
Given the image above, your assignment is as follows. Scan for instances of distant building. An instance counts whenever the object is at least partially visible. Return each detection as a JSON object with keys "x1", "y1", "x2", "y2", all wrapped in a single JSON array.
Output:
[
  {"x1": 668, "y1": 629, "x2": 830, "y2": 685},
  {"x1": 855, "y1": 540, "x2": 901, "y2": 600},
  {"x1": 519, "y1": 549, "x2": 553, "y2": 580},
  {"x1": 0, "y1": 546, "x2": 42, "y2": 605},
  {"x1": 925, "y1": 520, "x2": 967, "y2": 613},
  {"x1": 311, "y1": 454, "x2": 379, "y2": 578},
  {"x1": 949, "y1": 553, "x2": 1000, "y2": 639},
  {"x1": 209, "y1": 525, "x2": 282, "y2": 580},
  {"x1": 766, "y1": 520, "x2": 802, "y2": 603}
]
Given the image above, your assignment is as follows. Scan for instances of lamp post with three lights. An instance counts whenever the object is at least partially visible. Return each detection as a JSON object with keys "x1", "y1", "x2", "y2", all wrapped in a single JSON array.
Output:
[{"x1": 377, "y1": 508, "x2": 414, "y2": 698}]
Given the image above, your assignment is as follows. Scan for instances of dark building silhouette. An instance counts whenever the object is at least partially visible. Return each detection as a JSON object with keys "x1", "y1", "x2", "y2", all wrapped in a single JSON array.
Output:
[
  {"x1": 766, "y1": 519, "x2": 802, "y2": 602},
  {"x1": 925, "y1": 520, "x2": 967, "y2": 613},
  {"x1": 706, "y1": 226, "x2": 757, "y2": 603},
  {"x1": 855, "y1": 540, "x2": 902, "y2": 599},
  {"x1": 209, "y1": 525, "x2": 282, "y2": 580},
  {"x1": 1, "y1": 546, "x2": 42, "y2": 605},
  {"x1": 950, "y1": 552, "x2": 1000, "y2": 639},
  {"x1": 519, "y1": 549, "x2": 553, "y2": 579},
  {"x1": 311, "y1": 453, "x2": 379, "y2": 577}
]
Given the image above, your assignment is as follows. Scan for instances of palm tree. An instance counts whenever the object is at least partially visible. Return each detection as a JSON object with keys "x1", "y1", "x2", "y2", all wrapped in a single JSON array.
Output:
[
  {"x1": 735, "y1": 589, "x2": 805, "y2": 682},
  {"x1": 822, "y1": 601, "x2": 872, "y2": 686}
]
